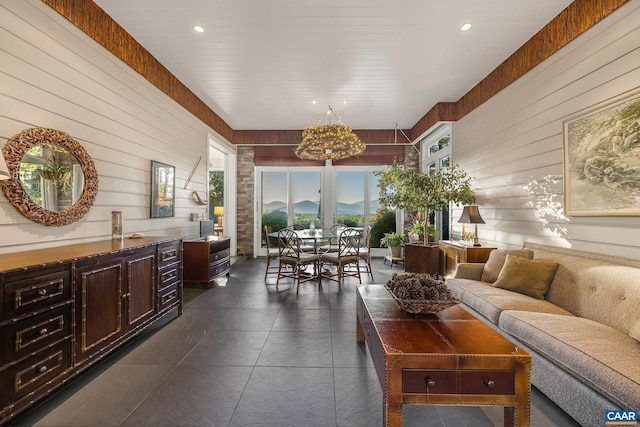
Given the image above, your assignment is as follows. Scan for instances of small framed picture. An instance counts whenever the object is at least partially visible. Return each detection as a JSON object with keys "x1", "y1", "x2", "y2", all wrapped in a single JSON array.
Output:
[{"x1": 150, "y1": 160, "x2": 175, "y2": 218}]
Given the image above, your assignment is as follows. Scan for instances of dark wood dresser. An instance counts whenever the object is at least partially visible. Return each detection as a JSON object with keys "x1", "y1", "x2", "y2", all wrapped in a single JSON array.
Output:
[
  {"x1": 439, "y1": 240, "x2": 495, "y2": 277},
  {"x1": 183, "y1": 236, "x2": 231, "y2": 288},
  {"x1": 0, "y1": 237, "x2": 182, "y2": 424}
]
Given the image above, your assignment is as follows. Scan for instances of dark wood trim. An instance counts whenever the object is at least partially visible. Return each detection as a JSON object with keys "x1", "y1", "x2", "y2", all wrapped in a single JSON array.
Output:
[
  {"x1": 40, "y1": 0, "x2": 234, "y2": 143},
  {"x1": 410, "y1": 0, "x2": 631, "y2": 138},
  {"x1": 42, "y1": 0, "x2": 630, "y2": 145}
]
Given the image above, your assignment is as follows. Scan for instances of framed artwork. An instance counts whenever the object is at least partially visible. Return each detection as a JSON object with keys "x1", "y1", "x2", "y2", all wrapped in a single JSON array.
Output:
[
  {"x1": 563, "y1": 88, "x2": 640, "y2": 216},
  {"x1": 151, "y1": 160, "x2": 175, "y2": 218}
]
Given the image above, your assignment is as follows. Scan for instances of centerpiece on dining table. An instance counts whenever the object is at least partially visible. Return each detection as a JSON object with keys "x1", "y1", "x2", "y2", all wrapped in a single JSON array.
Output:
[{"x1": 385, "y1": 272, "x2": 459, "y2": 314}]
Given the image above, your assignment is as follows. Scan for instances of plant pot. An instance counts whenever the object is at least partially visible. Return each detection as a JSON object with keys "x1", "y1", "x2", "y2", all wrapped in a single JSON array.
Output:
[
  {"x1": 388, "y1": 246, "x2": 402, "y2": 258},
  {"x1": 39, "y1": 170, "x2": 71, "y2": 181}
]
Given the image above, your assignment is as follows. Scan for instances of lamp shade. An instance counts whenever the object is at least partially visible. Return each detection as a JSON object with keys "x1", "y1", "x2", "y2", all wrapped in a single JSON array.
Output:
[
  {"x1": 213, "y1": 206, "x2": 224, "y2": 216},
  {"x1": 457, "y1": 205, "x2": 485, "y2": 224}
]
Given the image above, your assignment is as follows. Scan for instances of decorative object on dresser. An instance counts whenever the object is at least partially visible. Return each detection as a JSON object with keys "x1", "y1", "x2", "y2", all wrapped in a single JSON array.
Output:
[
  {"x1": 183, "y1": 236, "x2": 231, "y2": 289},
  {"x1": 0, "y1": 237, "x2": 182, "y2": 424},
  {"x1": 0, "y1": 127, "x2": 99, "y2": 226},
  {"x1": 438, "y1": 239, "x2": 495, "y2": 278},
  {"x1": 457, "y1": 205, "x2": 485, "y2": 246}
]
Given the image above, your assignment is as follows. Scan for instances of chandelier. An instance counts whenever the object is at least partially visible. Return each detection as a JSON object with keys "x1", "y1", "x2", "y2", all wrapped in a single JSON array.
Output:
[{"x1": 295, "y1": 105, "x2": 365, "y2": 161}]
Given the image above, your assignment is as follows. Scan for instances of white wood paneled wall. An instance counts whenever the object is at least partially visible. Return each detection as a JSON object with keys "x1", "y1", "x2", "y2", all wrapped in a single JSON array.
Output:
[
  {"x1": 0, "y1": 0, "x2": 212, "y2": 253},
  {"x1": 452, "y1": 0, "x2": 640, "y2": 258}
]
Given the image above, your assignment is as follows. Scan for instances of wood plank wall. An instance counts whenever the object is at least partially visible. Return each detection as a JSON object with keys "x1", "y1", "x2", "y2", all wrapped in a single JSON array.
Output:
[
  {"x1": 451, "y1": 0, "x2": 640, "y2": 258},
  {"x1": 0, "y1": 0, "x2": 208, "y2": 252}
]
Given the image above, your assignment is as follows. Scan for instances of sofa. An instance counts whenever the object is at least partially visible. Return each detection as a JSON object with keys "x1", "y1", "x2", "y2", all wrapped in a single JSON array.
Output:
[{"x1": 444, "y1": 242, "x2": 640, "y2": 427}]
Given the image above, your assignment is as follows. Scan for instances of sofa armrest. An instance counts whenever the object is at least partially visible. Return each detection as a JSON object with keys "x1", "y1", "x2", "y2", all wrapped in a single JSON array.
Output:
[{"x1": 454, "y1": 263, "x2": 485, "y2": 280}]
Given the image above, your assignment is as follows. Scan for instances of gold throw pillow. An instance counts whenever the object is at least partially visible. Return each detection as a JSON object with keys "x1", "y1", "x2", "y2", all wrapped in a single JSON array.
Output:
[{"x1": 491, "y1": 254, "x2": 559, "y2": 299}]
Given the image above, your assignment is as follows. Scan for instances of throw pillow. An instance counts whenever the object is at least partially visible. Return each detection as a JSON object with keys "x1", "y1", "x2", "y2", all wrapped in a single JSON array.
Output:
[
  {"x1": 481, "y1": 249, "x2": 534, "y2": 283},
  {"x1": 491, "y1": 254, "x2": 559, "y2": 299}
]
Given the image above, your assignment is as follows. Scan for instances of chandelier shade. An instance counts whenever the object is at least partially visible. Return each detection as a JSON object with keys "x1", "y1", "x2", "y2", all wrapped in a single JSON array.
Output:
[{"x1": 295, "y1": 106, "x2": 365, "y2": 161}]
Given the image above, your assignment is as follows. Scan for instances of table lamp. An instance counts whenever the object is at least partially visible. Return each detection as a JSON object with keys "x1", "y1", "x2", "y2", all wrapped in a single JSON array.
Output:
[
  {"x1": 457, "y1": 205, "x2": 485, "y2": 246},
  {"x1": 213, "y1": 206, "x2": 224, "y2": 226}
]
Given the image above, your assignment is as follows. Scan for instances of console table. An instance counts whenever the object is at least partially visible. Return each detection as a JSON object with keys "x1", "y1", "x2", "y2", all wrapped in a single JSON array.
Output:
[
  {"x1": 356, "y1": 285, "x2": 531, "y2": 427},
  {"x1": 439, "y1": 240, "x2": 495, "y2": 277}
]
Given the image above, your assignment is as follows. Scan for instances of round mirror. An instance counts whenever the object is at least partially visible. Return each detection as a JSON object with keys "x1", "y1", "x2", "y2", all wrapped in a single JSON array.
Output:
[{"x1": 1, "y1": 127, "x2": 98, "y2": 226}]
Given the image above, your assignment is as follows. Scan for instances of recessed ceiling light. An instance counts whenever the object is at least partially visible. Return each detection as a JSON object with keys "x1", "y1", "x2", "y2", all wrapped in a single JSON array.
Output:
[
  {"x1": 343, "y1": 100, "x2": 347, "y2": 104},
  {"x1": 460, "y1": 22, "x2": 472, "y2": 31},
  {"x1": 312, "y1": 100, "x2": 317, "y2": 104},
  {"x1": 193, "y1": 25, "x2": 205, "y2": 33}
]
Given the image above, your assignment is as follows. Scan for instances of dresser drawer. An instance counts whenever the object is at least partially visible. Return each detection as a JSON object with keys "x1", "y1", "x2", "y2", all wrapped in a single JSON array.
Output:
[
  {"x1": 158, "y1": 282, "x2": 179, "y2": 314},
  {"x1": 3, "y1": 265, "x2": 72, "y2": 320},
  {"x1": 209, "y1": 259, "x2": 230, "y2": 279},
  {"x1": 158, "y1": 262, "x2": 180, "y2": 288},
  {"x1": 157, "y1": 240, "x2": 181, "y2": 268},
  {"x1": 2, "y1": 303, "x2": 72, "y2": 366},
  {"x1": 402, "y1": 369, "x2": 457, "y2": 394},
  {"x1": 209, "y1": 248, "x2": 230, "y2": 263},
  {"x1": 0, "y1": 338, "x2": 72, "y2": 408},
  {"x1": 460, "y1": 370, "x2": 514, "y2": 395}
]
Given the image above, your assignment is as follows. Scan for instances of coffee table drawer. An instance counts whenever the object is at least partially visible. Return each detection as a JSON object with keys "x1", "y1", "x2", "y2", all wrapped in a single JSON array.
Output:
[
  {"x1": 402, "y1": 369, "x2": 457, "y2": 394},
  {"x1": 460, "y1": 370, "x2": 515, "y2": 395}
]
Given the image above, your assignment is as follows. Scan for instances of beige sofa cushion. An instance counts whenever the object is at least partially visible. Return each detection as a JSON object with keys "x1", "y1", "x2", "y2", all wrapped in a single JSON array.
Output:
[
  {"x1": 499, "y1": 310, "x2": 640, "y2": 409},
  {"x1": 481, "y1": 249, "x2": 534, "y2": 282},
  {"x1": 446, "y1": 278, "x2": 573, "y2": 324},
  {"x1": 630, "y1": 321, "x2": 640, "y2": 343},
  {"x1": 491, "y1": 255, "x2": 559, "y2": 299}
]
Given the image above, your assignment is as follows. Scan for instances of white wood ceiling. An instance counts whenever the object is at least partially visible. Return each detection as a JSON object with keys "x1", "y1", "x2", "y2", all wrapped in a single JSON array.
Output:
[{"x1": 93, "y1": 0, "x2": 573, "y2": 131}]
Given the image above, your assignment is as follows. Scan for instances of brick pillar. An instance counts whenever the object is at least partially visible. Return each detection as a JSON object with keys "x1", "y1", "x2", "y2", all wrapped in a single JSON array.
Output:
[
  {"x1": 404, "y1": 145, "x2": 419, "y2": 170},
  {"x1": 236, "y1": 146, "x2": 254, "y2": 256}
]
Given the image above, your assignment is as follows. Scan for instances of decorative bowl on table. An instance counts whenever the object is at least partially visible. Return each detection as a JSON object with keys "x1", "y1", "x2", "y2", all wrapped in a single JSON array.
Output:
[{"x1": 384, "y1": 273, "x2": 460, "y2": 314}]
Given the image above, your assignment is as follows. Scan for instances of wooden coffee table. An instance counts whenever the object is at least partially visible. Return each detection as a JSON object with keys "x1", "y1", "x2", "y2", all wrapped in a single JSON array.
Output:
[{"x1": 356, "y1": 285, "x2": 531, "y2": 427}]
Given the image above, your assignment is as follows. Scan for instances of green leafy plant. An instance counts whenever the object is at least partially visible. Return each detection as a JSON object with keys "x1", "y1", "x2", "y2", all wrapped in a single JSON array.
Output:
[
  {"x1": 41, "y1": 154, "x2": 71, "y2": 175},
  {"x1": 379, "y1": 232, "x2": 405, "y2": 247},
  {"x1": 376, "y1": 162, "x2": 475, "y2": 244}
]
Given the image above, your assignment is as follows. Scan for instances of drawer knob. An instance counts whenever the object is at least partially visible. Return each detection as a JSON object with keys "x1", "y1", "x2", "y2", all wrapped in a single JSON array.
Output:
[
  {"x1": 39, "y1": 328, "x2": 48, "y2": 335},
  {"x1": 38, "y1": 289, "x2": 47, "y2": 296},
  {"x1": 38, "y1": 365, "x2": 48, "y2": 373},
  {"x1": 425, "y1": 377, "x2": 436, "y2": 388},
  {"x1": 483, "y1": 378, "x2": 496, "y2": 389}
]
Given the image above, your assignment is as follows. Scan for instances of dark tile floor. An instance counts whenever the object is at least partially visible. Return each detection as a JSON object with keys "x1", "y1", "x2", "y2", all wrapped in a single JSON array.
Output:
[{"x1": 10, "y1": 257, "x2": 580, "y2": 427}]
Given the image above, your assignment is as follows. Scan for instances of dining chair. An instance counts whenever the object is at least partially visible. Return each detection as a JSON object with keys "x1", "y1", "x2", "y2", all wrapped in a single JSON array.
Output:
[
  {"x1": 321, "y1": 227, "x2": 362, "y2": 291},
  {"x1": 264, "y1": 225, "x2": 280, "y2": 280},
  {"x1": 276, "y1": 228, "x2": 321, "y2": 293},
  {"x1": 357, "y1": 225, "x2": 374, "y2": 280}
]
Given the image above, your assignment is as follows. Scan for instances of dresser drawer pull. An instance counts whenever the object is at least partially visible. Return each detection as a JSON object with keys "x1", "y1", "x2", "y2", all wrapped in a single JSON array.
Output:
[
  {"x1": 162, "y1": 270, "x2": 177, "y2": 282},
  {"x1": 425, "y1": 377, "x2": 436, "y2": 388},
  {"x1": 38, "y1": 365, "x2": 48, "y2": 373},
  {"x1": 121, "y1": 293, "x2": 131, "y2": 299},
  {"x1": 39, "y1": 328, "x2": 48, "y2": 335},
  {"x1": 161, "y1": 249, "x2": 177, "y2": 262},
  {"x1": 483, "y1": 378, "x2": 496, "y2": 389},
  {"x1": 38, "y1": 289, "x2": 47, "y2": 296}
]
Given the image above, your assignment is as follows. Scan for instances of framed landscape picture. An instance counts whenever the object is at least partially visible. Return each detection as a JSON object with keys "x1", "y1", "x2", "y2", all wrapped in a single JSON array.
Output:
[
  {"x1": 563, "y1": 88, "x2": 640, "y2": 216},
  {"x1": 151, "y1": 160, "x2": 175, "y2": 218}
]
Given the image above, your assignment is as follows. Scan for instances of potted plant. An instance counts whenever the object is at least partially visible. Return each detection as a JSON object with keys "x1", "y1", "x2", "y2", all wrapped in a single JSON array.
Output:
[
  {"x1": 376, "y1": 162, "x2": 475, "y2": 245},
  {"x1": 380, "y1": 231, "x2": 405, "y2": 258},
  {"x1": 39, "y1": 155, "x2": 72, "y2": 182}
]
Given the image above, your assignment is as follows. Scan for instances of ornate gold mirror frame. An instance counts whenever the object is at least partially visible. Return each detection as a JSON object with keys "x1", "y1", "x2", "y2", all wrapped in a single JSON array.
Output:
[{"x1": 1, "y1": 127, "x2": 99, "y2": 226}]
